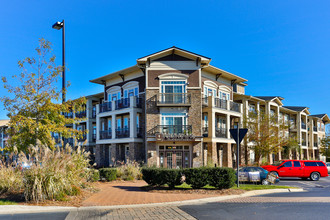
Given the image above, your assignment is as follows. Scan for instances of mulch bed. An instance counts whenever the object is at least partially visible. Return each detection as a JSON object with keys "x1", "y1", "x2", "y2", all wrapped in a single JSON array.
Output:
[{"x1": 142, "y1": 186, "x2": 245, "y2": 195}]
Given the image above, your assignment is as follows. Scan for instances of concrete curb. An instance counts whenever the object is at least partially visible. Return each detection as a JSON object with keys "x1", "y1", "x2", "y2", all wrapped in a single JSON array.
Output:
[{"x1": 0, "y1": 188, "x2": 304, "y2": 214}]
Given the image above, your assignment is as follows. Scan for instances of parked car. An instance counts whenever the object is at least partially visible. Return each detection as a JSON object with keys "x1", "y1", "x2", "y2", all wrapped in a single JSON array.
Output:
[
  {"x1": 262, "y1": 160, "x2": 328, "y2": 181},
  {"x1": 237, "y1": 166, "x2": 280, "y2": 185},
  {"x1": 326, "y1": 163, "x2": 330, "y2": 173}
]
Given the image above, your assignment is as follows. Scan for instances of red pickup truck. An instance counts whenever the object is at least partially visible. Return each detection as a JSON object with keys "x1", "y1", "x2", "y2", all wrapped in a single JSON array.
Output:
[{"x1": 262, "y1": 160, "x2": 328, "y2": 181}]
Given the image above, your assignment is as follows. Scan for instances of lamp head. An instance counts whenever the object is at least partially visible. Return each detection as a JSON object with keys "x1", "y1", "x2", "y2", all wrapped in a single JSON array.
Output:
[{"x1": 52, "y1": 21, "x2": 63, "y2": 30}]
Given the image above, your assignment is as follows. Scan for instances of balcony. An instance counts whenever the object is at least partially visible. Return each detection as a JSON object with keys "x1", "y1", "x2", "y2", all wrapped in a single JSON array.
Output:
[
  {"x1": 302, "y1": 141, "x2": 306, "y2": 146},
  {"x1": 204, "y1": 97, "x2": 242, "y2": 114},
  {"x1": 75, "y1": 111, "x2": 86, "y2": 118},
  {"x1": 301, "y1": 123, "x2": 306, "y2": 130},
  {"x1": 92, "y1": 133, "x2": 96, "y2": 142},
  {"x1": 314, "y1": 142, "x2": 318, "y2": 147},
  {"x1": 116, "y1": 127, "x2": 130, "y2": 138},
  {"x1": 100, "y1": 130, "x2": 112, "y2": 140},
  {"x1": 313, "y1": 126, "x2": 317, "y2": 132},
  {"x1": 99, "y1": 102, "x2": 112, "y2": 113},
  {"x1": 202, "y1": 127, "x2": 208, "y2": 137},
  {"x1": 92, "y1": 107, "x2": 96, "y2": 118},
  {"x1": 157, "y1": 93, "x2": 191, "y2": 106},
  {"x1": 215, "y1": 127, "x2": 227, "y2": 138},
  {"x1": 148, "y1": 125, "x2": 194, "y2": 141},
  {"x1": 64, "y1": 112, "x2": 73, "y2": 118},
  {"x1": 115, "y1": 98, "x2": 130, "y2": 110},
  {"x1": 214, "y1": 98, "x2": 227, "y2": 110},
  {"x1": 78, "y1": 134, "x2": 87, "y2": 142}
]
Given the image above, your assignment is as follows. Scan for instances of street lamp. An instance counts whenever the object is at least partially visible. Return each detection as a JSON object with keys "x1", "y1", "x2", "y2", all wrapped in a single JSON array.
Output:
[{"x1": 52, "y1": 20, "x2": 66, "y2": 103}]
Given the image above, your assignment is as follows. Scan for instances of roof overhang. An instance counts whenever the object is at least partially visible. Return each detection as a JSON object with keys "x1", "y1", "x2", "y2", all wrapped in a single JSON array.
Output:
[
  {"x1": 203, "y1": 65, "x2": 248, "y2": 84},
  {"x1": 90, "y1": 65, "x2": 140, "y2": 85}
]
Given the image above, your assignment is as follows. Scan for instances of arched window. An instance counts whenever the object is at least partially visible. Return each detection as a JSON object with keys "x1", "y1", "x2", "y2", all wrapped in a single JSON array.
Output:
[{"x1": 122, "y1": 81, "x2": 139, "y2": 98}]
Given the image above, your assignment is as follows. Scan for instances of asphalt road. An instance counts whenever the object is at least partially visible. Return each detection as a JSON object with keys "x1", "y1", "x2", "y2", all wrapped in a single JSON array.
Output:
[{"x1": 180, "y1": 176, "x2": 330, "y2": 220}]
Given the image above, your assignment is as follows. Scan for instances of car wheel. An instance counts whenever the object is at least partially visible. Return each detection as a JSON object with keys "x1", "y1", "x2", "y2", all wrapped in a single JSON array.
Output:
[
  {"x1": 261, "y1": 179, "x2": 270, "y2": 185},
  {"x1": 270, "y1": 171, "x2": 278, "y2": 176},
  {"x1": 310, "y1": 172, "x2": 320, "y2": 181}
]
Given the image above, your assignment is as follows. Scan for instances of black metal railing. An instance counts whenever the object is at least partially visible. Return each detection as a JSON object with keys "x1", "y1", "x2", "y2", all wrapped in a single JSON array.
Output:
[
  {"x1": 100, "y1": 130, "x2": 112, "y2": 140},
  {"x1": 214, "y1": 98, "x2": 227, "y2": 110},
  {"x1": 99, "y1": 102, "x2": 112, "y2": 113},
  {"x1": 313, "y1": 126, "x2": 317, "y2": 132},
  {"x1": 64, "y1": 112, "x2": 73, "y2": 118},
  {"x1": 202, "y1": 127, "x2": 208, "y2": 137},
  {"x1": 157, "y1": 93, "x2": 191, "y2": 105},
  {"x1": 75, "y1": 111, "x2": 86, "y2": 118},
  {"x1": 302, "y1": 141, "x2": 306, "y2": 146},
  {"x1": 92, "y1": 133, "x2": 96, "y2": 142},
  {"x1": 314, "y1": 143, "x2": 318, "y2": 147},
  {"x1": 215, "y1": 127, "x2": 227, "y2": 138},
  {"x1": 115, "y1": 98, "x2": 130, "y2": 110},
  {"x1": 230, "y1": 101, "x2": 241, "y2": 113},
  {"x1": 63, "y1": 138, "x2": 74, "y2": 146},
  {"x1": 137, "y1": 127, "x2": 143, "y2": 138},
  {"x1": 116, "y1": 127, "x2": 130, "y2": 138},
  {"x1": 301, "y1": 123, "x2": 306, "y2": 130},
  {"x1": 149, "y1": 125, "x2": 193, "y2": 136}
]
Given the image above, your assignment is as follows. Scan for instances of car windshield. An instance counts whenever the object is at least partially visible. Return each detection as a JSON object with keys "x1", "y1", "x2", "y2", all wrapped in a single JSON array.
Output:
[{"x1": 272, "y1": 161, "x2": 283, "y2": 166}]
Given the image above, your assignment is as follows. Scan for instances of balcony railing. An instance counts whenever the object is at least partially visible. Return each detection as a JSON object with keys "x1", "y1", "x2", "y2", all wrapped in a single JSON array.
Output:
[
  {"x1": 202, "y1": 127, "x2": 208, "y2": 137},
  {"x1": 148, "y1": 125, "x2": 193, "y2": 136},
  {"x1": 313, "y1": 126, "x2": 317, "y2": 132},
  {"x1": 75, "y1": 111, "x2": 86, "y2": 118},
  {"x1": 99, "y1": 102, "x2": 112, "y2": 113},
  {"x1": 301, "y1": 123, "x2": 306, "y2": 130},
  {"x1": 92, "y1": 107, "x2": 96, "y2": 118},
  {"x1": 314, "y1": 143, "x2": 318, "y2": 147},
  {"x1": 92, "y1": 133, "x2": 96, "y2": 142},
  {"x1": 64, "y1": 112, "x2": 73, "y2": 118},
  {"x1": 115, "y1": 98, "x2": 130, "y2": 110},
  {"x1": 116, "y1": 127, "x2": 130, "y2": 138},
  {"x1": 202, "y1": 97, "x2": 208, "y2": 106},
  {"x1": 100, "y1": 130, "x2": 112, "y2": 140},
  {"x1": 230, "y1": 101, "x2": 241, "y2": 113},
  {"x1": 302, "y1": 141, "x2": 306, "y2": 146},
  {"x1": 214, "y1": 98, "x2": 227, "y2": 110},
  {"x1": 215, "y1": 127, "x2": 227, "y2": 138},
  {"x1": 157, "y1": 93, "x2": 191, "y2": 106}
]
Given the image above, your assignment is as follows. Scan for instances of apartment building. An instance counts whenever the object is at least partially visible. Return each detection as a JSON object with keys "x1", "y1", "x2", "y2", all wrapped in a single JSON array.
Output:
[
  {"x1": 0, "y1": 120, "x2": 9, "y2": 153},
  {"x1": 1, "y1": 47, "x2": 328, "y2": 167}
]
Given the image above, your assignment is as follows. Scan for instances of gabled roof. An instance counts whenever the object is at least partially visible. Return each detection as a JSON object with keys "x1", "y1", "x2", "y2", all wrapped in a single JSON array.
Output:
[
  {"x1": 137, "y1": 46, "x2": 211, "y2": 61},
  {"x1": 283, "y1": 106, "x2": 310, "y2": 114},
  {"x1": 310, "y1": 114, "x2": 330, "y2": 123},
  {"x1": 203, "y1": 65, "x2": 248, "y2": 83},
  {"x1": 255, "y1": 96, "x2": 284, "y2": 101}
]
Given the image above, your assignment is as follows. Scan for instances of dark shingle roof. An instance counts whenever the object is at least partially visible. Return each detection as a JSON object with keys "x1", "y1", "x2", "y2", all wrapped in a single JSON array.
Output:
[
  {"x1": 283, "y1": 106, "x2": 308, "y2": 112},
  {"x1": 310, "y1": 114, "x2": 327, "y2": 118},
  {"x1": 255, "y1": 96, "x2": 284, "y2": 101}
]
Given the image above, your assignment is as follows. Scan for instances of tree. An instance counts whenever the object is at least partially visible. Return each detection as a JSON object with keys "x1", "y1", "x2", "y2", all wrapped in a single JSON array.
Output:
[
  {"x1": 1, "y1": 39, "x2": 86, "y2": 153},
  {"x1": 320, "y1": 136, "x2": 330, "y2": 159},
  {"x1": 244, "y1": 109, "x2": 289, "y2": 164}
]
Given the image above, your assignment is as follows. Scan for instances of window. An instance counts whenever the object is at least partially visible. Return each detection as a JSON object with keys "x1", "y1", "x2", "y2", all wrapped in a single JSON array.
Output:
[
  {"x1": 124, "y1": 118, "x2": 129, "y2": 129},
  {"x1": 283, "y1": 161, "x2": 292, "y2": 167},
  {"x1": 137, "y1": 114, "x2": 140, "y2": 128},
  {"x1": 219, "y1": 91, "x2": 230, "y2": 100},
  {"x1": 204, "y1": 86, "x2": 216, "y2": 98},
  {"x1": 108, "y1": 119, "x2": 112, "y2": 130},
  {"x1": 249, "y1": 104, "x2": 256, "y2": 113},
  {"x1": 293, "y1": 161, "x2": 301, "y2": 167},
  {"x1": 317, "y1": 162, "x2": 325, "y2": 167},
  {"x1": 161, "y1": 81, "x2": 186, "y2": 93},
  {"x1": 304, "y1": 162, "x2": 318, "y2": 166},
  {"x1": 117, "y1": 119, "x2": 121, "y2": 129}
]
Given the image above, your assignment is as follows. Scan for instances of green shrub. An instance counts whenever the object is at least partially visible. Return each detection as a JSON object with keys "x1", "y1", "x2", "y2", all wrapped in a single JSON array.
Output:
[
  {"x1": 207, "y1": 167, "x2": 236, "y2": 189},
  {"x1": 183, "y1": 167, "x2": 209, "y2": 189},
  {"x1": 99, "y1": 168, "x2": 117, "y2": 181},
  {"x1": 142, "y1": 168, "x2": 182, "y2": 188}
]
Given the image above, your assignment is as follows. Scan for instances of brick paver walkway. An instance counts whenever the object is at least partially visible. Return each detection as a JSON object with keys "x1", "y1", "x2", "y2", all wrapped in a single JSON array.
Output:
[
  {"x1": 82, "y1": 181, "x2": 220, "y2": 206},
  {"x1": 66, "y1": 206, "x2": 196, "y2": 220}
]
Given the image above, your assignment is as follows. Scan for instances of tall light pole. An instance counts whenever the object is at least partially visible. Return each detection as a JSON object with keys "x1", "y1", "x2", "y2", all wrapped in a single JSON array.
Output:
[{"x1": 52, "y1": 20, "x2": 66, "y2": 103}]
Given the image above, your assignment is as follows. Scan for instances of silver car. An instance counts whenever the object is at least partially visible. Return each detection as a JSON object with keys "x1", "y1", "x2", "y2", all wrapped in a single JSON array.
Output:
[{"x1": 326, "y1": 163, "x2": 330, "y2": 173}]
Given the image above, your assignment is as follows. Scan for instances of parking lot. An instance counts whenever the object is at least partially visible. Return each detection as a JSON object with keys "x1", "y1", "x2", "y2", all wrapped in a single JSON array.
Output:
[{"x1": 276, "y1": 175, "x2": 330, "y2": 189}]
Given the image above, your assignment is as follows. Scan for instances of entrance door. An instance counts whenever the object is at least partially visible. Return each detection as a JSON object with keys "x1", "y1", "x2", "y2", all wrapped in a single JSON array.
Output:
[{"x1": 159, "y1": 146, "x2": 191, "y2": 168}]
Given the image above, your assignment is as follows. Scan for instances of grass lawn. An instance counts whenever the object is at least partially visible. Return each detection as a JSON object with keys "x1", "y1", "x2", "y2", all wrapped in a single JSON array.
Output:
[{"x1": 0, "y1": 199, "x2": 18, "y2": 205}]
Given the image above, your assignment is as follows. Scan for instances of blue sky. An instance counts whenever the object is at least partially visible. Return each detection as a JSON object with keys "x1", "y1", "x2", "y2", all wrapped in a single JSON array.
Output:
[{"x1": 1, "y1": 1, "x2": 330, "y2": 121}]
